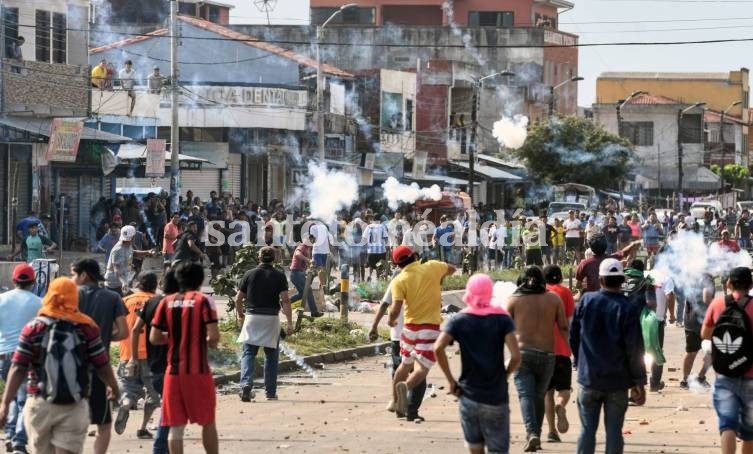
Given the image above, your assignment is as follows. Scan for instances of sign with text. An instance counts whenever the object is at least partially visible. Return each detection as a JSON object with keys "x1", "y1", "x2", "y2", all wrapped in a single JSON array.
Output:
[
  {"x1": 145, "y1": 139, "x2": 166, "y2": 177},
  {"x1": 185, "y1": 86, "x2": 308, "y2": 108},
  {"x1": 45, "y1": 119, "x2": 83, "y2": 162}
]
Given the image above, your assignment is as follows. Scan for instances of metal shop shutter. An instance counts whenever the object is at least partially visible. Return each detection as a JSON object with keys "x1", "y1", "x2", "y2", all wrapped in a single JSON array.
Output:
[{"x1": 181, "y1": 169, "x2": 220, "y2": 202}]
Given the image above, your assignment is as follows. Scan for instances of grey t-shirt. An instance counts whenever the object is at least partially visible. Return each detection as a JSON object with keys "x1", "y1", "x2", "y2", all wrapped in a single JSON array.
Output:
[
  {"x1": 78, "y1": 285, "x2": 127, "y2": 348},
  {"x1": 105, "y1": 242, "x2": 133, "y2": 289}
]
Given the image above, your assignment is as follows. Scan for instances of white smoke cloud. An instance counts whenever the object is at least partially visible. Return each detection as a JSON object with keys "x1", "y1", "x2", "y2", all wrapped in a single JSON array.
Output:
[
  {"x1": 306, "y1": 163, "x2": 358, "y2": 222},
  {"x1": 381, "y1": 176, "x2": 441, "y2": 210},
  {"x1": 492, "y1": 281, "x2": 518, "y2": 310},
  {"x1": 492, "y1": 115, "x2": 529, "y2": 149}
]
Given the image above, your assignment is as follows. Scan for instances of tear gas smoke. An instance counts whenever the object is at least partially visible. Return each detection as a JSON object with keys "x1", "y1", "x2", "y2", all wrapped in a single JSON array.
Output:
[
  {"x1": 306, "y1": 163, "x2": 358, "y2": 223},
  {"x1": 492, "y1": 281, "x2": 518, "y2": 310},
  {"x1": 381, "y1": 176, "x2": 441, "y2": 210},
  {"x1": 492, "y1": 115, "x2": 529, "y2": 149}
]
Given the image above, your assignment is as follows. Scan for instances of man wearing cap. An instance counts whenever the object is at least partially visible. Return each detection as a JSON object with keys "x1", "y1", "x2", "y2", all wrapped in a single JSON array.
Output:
[
  {"x1": 570, "y1": 258, "x2": 647, "y2": 454},
  {"x1": 0, "y1": 265, "x2": 41, "y2": 454},
  {"x1": 433, "y1": 274, "x2": 520, "y2": 454},
  {"x1": 105, "y1": 225, "x2": 155, "y2": 295},
  {"x1": 234, "y1": 246, "x2": 293, "y2": 402},
  {"x1": 71, "y1": 258, "x2": 129, "y2": 454},
  {"x1": 388, "y1": 245, "x2": 455, "y2": 418}
]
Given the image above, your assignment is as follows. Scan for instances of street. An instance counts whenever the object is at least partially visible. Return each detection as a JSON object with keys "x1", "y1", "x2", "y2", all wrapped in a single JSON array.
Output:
[{"x1": 97, "y1": 316, "x2": 723, "y2": 453}]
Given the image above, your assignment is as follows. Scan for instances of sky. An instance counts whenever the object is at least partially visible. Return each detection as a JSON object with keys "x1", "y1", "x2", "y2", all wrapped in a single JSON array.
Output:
[{"x1": 226, "y1": 0, "x2": 753, "y2": 107}]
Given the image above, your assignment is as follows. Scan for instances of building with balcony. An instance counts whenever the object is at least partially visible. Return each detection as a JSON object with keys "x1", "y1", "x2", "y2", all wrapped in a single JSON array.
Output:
[
  {"x1": 93, "y1": 0, "x2": 233, "y2": 26},
  {"x1": 88, "y1": 15, "x2": 353, "y2": 205}
]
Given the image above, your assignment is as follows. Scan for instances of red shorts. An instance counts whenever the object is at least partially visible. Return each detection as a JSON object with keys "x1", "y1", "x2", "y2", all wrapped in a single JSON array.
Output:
[
  {"x1": 400, "y1": 323, "x2": 440, "y2": 368},
  {"x1": 162, "y1": 374, "x2": 216, "y2": 427}
]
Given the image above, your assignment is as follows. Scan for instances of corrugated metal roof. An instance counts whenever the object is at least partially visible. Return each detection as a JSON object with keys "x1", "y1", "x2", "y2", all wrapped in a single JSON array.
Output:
[
  {"x1": 449, "y1": 161, "x2": 522, "y2": 182},
  {"x1": 599, "y1": 72, "x2": 730, "y2": 80},
  {"x1": 704, "y1": 110, "x2": 748, "y2": 125},
  {"x1": 91, "y1": 16, "x2": 352, "y2": 79},
  {"x1": 0, "y1": 116, "x2": 132, "y2": 143}
]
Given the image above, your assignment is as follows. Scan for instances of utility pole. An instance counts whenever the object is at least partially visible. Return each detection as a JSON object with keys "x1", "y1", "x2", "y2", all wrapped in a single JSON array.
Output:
[
  {"x1": 468, "y1": 81, "x2": 479, "y2": 196},
  {"x1": 677, "y1": 102, "x2": 706, "y2": 212},
  {"x1": 169, "y1": 0, "x2": 180, "y2": 214},
  {"x1": 548, "y1": 76, "x2": 583, "y2": 119},
  {"x1": 316, "y1": 26, "x2": 324, "y2": 162},
  {"x1": 719, "y1": 100, "x2": 742, "y2": 193},
  {"x1": 657, "y1": 144, "x2": 661, "y2": 200}
]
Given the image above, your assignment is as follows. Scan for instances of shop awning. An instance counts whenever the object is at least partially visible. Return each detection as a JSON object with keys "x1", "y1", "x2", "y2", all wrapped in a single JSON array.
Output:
[
  {"x1": 449, "y1": 160, "x2": 522, "y2": 182},
  {"x1": 403, "y1": 172, "x2": 477, "y2": 187},
  {"x1": 0, "y1": 115, "x2": 132, "y2": 143},
  {"x1": 114, "y1": 143, "x2": 211, "y2": 164}
]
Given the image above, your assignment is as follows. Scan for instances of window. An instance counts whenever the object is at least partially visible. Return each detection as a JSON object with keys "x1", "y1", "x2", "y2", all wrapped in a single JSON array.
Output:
[
  {"x1": 207, "y1": 5, "x2": 220, "y2": 23},
  {"x1": 680, "y1": 113, "x2": 703, "y2": 143},
  {"x1": 178, "y1": 2, "x2": 196, "y2": 16},
  {"x1": 311, "y1": 7, "x2": 375, "y2": 25},
  {"x1": 35, "y1": 10, "x2": 50, "y2": 62},
  {"x1": 469, "y1": 11, "x2": 514, "y2": 28},
  {"x1": 405, "y1": 99, "x2": 414, "y2": 131},
  {"x1": 52, "y1": 13, "x2": 66, "y2": 64},
  {"x1": 2, "y1": 7, "x2": 18, "y2": 58},
  {"x1": 623, "y1": 121, "x2": 654, "y2": 146}
]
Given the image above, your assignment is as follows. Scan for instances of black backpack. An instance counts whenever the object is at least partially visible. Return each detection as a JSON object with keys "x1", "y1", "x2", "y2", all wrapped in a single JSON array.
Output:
[
  {"x1": 36, "y1": 317, "x2": 90, "y2": 404},
  {"x1": 711, "y1": 295, "x2": 753, "y2": 377}
]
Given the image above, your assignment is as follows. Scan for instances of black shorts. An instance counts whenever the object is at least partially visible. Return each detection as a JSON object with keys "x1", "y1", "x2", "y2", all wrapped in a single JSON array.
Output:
[
  {"x1": 89, "y1": 374, "x2": 113, "y2": 425},
  {"x1": 565, "y1": 237, "x2": 581, "y2": 252},
  {"x1": 548, "y1": 355, "x2": 573, "y2": 391},
  {"x1": 685, "y1": 329, "x2": 703, "y2": 353},
  {"x1": 367, "y1": 253, "x2": 386, "y2": 269}
]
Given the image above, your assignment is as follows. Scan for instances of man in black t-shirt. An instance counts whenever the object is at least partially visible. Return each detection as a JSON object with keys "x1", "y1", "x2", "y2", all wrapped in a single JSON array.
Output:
[
  {"x1": 604, "y1": 216, "x2": 620, "y2": 254},
  {"x1": 680, "y1": 273, "x2": 714, "y2": 390},
  {"x1": 234, "y1": 247, "x2": 292, "y2": 402},
  {"x1": 617, "y1": 216, "x2": 633, "y2": 249},
  {"x1": 735, "y1": 210, "x2": 752, "y2": 251},
  {"x1": 173, "y1": 221, "x2": 206, "y2": 265}
]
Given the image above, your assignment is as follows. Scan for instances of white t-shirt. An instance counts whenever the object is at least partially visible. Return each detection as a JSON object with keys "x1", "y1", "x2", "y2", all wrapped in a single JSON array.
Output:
[
  {"x1": 563, "y1": 219, "x2": 582, "y2": 238},
  {"x1": 381, "y1": 280, "x2": 404, "y2": 341},
  {"x1": 494, "y1": 226, "x2": 507, "y2": 250},
  {"x1": 118, "y1": 68, "x2": 136, "y2": 90},
  {"x1": 654, "y1": 275, "x2": 675, "y2": 322},
  {"x1": 310, "y1": 224, "x2": 331, "y2": 255}
]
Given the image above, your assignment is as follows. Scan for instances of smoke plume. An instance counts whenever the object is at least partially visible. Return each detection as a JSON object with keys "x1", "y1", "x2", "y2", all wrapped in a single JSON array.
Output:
[
  {"x1": 306, "y1": 162, "x2": 358, "y2": 222},
  {"x1": 381, "y1": 176, "x2": 441, "y2": 210},
  {"x1": 492, "y1": 115, "x2": 528, "y2": 149}
]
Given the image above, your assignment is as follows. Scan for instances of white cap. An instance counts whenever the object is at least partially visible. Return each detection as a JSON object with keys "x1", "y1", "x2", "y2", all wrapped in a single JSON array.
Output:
[
  {"x1": 599, "y1": 258, "x2": 623, "y2": 277},
  {"x1": 120, "y1": 225, "x2": 136, "y2": 241}
]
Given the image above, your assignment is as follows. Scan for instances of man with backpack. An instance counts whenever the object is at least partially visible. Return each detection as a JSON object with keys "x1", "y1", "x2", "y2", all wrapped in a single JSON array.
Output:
[
  {"x1": 701, "y1": 266, "x2": 753, "y2": 454},
  {"x1": 0, "y1": 265, "x2": 42, "y2": 454},
  {"x1": 71, "y1": 258, "x2": 128, "y2": 454},
  {"x1": 0, "y1": 278, "x2": 120, "y2": 454}
]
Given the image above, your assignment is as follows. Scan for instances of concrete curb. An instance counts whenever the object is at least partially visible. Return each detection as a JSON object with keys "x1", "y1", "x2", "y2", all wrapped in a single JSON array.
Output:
[{"x1": 213, "y1": 341, "x2": 392, "y2": 386}]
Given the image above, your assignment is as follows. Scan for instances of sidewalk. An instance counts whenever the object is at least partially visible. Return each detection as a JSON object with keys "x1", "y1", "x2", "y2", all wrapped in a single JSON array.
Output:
[{"x1": 98, "y1": 320, "x2": 721, "y2": 454}]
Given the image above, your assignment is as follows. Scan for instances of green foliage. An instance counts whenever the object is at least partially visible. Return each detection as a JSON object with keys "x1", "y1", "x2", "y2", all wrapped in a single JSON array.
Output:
[
  {"x1": 711, "y1": 163, "x2": 749, "y2": 187},
  {"x1": 516, "y1": 116, "x2": 635, "y2": 185},
  {"x1": 210, "y1": 245, "x2": 258, "y2": 312}
]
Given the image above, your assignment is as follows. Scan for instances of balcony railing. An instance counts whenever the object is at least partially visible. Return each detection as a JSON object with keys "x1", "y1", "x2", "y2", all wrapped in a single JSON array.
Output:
[
  {"x1": 2, "y1": 59, "x2": 89, "y2": 117},
  {"x1": 544, "y1": 29, "x2": 578, "y2": 47}
]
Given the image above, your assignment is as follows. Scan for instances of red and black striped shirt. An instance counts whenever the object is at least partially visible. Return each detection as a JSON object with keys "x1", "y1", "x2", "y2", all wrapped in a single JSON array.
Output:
[{"x1": 152, "y1": 291, "x2": 218, "y2": 376}]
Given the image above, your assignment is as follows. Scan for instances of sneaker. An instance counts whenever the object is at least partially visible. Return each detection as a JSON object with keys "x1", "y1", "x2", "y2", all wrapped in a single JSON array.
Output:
[
  {"x1": 523, "y1": 435, "x2": 541, "y2": 452},
  {"x1": 395, "y1": 382, "x2": 409, "y2": 417},
  {"x1": 266, "y1": 395, "x2": 278, "y2": 400},
  {"x1": 696, "y1": 376, "x2": 711, "y2": 389},
  {"x1": 555, "y1": 404, "x2": 569, "y2": 434},
  {"x1": 136, "y1": 429, "x2": 153, "y2": 440},
  {"x1": 114, "y1": 405, "x2": 130, "y2": 435},
  {"x1": 406, "y1": 415, "x2": 425, "y2": 423},
  {"x1": 11, "y1": 447, "x2": 27, "y2": 454},
  {"x1": 5, "y1": 441, "x2": 12, "y2": 453},
  {"x1": 385, "y1": 400, "x2": 397, "y2": 412},
  {"x1": 680, "y1": 380, "x2": 689, "y2": 390},
  {"x1": 240, "y1": 385, "x2": 255, "y2": 402},
  {"x1": 650, "y1": 381, "x2": 665, "y2": 392},
  {"x1": 547, "y1": 432, "x2": 561, "y2": 443}
]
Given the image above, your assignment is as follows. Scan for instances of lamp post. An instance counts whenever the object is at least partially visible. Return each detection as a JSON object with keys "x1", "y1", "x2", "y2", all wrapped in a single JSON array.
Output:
[
  {"x1": 169, "y1": 0, "x2": 180, "y2": 214},
  {"x1": 317, "y1": 3, "x2": 357, "y2": 162},
  {"x1": 548, "y1": 76, "x2": 584, "y2": 118},
  {"x1": 615, "y1": 90, "x2": 646, "y2": 210},
  {"x1": 720, "y1": 100, "x2": 742, "y2": 192},
  {"x1": 468, "y1": 70, "x2": 515, "y2": 197},
  {"x1": 677, "y1": 102, "x2": 706, "y2": 212}
]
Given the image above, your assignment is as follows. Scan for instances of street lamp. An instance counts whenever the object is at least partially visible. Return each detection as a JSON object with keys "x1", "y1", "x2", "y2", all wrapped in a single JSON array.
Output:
[
  {"x1": 317, "y1": 3, "x2": 357, "y2": 162},
  {"x1": 720, "y1": 100, "x2": 742, "y2": 192},
  {"x1": 467, "y1": 70, "x2": 516, "y2": 196},
  {"x1": 677, "y1": 101, "x2": 706, "y2": 212},
  {"x1": 548, "y1": 76, "x2": 584, "y2": 118},
  {"x1": 615, "y1": 90, "x2": 646, "y2": 210}
]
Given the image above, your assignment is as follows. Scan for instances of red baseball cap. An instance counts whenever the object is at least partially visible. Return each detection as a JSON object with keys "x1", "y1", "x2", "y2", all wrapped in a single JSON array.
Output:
[
  {"x1": 392, "y1": 245, "x2": 415, "y2": 264},
  {"x1": 12, "y1": 264, "x2": 35, "y2": 283}
]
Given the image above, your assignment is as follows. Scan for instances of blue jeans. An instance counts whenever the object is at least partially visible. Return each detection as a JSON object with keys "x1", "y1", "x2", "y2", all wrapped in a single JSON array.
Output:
[
  {"x1": 459, "y1": 396, "x2": 510, "y2": 454},
  {"x1": 240, "y1": 343, "x2": 279, "y2": 398},
  {"x1": 290, "y1": 270, "x2": 318, "y2": 315},
  {"x1": 0, "y1": 359, "x2": 27, "y2": 448},
  {"x1": 513, "y1": 349, "x2": 555, "y2": 438},
  {"x1": 713, "y1": 375, "x2": 753, "y2": 440},
  {"x1": 151, "y1": 374, "x2": 169, "y2": 454},
  {"x1": 576, "y1": 387, "x2": 629, "y2": 454}
]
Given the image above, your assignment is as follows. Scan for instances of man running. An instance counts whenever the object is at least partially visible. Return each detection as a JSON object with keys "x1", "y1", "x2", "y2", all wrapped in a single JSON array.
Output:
[{"x1": 680, "y1": 272, "x2": 714, "y2": 390}]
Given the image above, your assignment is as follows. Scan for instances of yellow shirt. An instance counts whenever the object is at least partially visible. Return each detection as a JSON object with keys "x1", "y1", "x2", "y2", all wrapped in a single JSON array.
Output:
[
  {"x1": 552, "y1": 226, "x2": 565, "y2": 247},
  {"x1": 391, "y1": 260, "x2": 448, "y2": 325},
  {"x1": 91, "y1": 65, "x2": 107, "y2": 87}
]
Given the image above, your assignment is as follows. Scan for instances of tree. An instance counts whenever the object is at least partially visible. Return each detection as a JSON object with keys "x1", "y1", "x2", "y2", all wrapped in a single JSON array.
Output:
[
  {"x1": 711, "y1": 163, "x2": 749, "y2": 188},
  {"x1": 514, "y1": 116, "x2": 635, "y2": 186}
]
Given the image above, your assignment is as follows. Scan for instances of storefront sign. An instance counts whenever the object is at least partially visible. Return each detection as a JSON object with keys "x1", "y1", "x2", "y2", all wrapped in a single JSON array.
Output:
[
  {"x1": 145, "y1": 139, "x2": 166, "y2": 177},
  {"x1": 187, "y1": 86, "x2": 308, "y2": 108},
  {"x1": 45, "y1": 119, "x2": 83, "y2": 162}
]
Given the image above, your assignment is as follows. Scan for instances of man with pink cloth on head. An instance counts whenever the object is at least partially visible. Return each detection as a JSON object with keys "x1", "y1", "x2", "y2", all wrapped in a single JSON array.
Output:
[{"x1": 434, "y1": 274, "x2": 521, "y2": 454}]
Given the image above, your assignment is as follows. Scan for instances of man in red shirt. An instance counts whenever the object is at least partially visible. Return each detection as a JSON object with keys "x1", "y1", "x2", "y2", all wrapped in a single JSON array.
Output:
[
  {"x1": 150, "y1": 262, "x2": 220, "y2": 454},
  {"x1": 717, "y1": 230, "x2": 741, "y2": 253},
  {"x1": 543, "y1": 265, "x2": 575, "y2": 443},
  {"x1": 701, "y1": 267, "x2": 753, "y2": 454},
  {"x1": 576, "y1": 234, "x2": 641, "y2": 294},
  {"x1": 162, "y1": 213, "x2": 181, "y2": 266}
]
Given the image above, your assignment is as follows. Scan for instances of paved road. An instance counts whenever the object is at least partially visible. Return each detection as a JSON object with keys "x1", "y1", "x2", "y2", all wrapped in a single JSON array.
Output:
[{"x1": 95, "y1": 316, "x2": 724, "y2": 454}]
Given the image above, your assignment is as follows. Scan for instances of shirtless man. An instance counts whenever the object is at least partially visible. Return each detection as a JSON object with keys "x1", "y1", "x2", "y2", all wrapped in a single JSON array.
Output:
[{"x1": 507, "y1": 266, "x2": 569, "y2": 452}]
